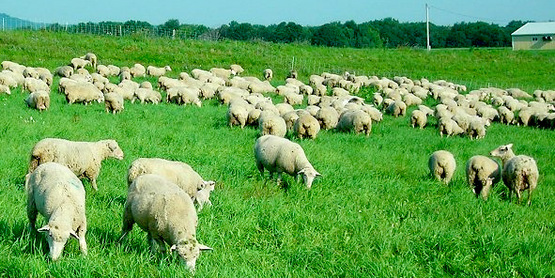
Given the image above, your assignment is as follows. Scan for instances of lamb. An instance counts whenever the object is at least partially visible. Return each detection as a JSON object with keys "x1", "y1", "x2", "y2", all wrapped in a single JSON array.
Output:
[
  {"x1": 64, "y1": 82, "x2": 104, "y2": 105},
  {"x1": 428, "y1": 150, "x2": 456, "y2": 185},
  {"x1": 466, "y1": 156, "x2": 501, "y2": 200},
  {"x1": 129, "y1": 63, "x2": 146, "y2": 77},
  {"x1": 337, "y1": 110, "x2": 372, "y2": 136},
  {"x1": 254, "y1": 135, "x2": 321, "y2": 189},
  {"x1": 70, "y1": 58, "x2": 91, "y2": 70},
  {"x1": 263, "y1": 69, "x2": 273, "y2": 81},
  {"x1": 315, "y1": 106, "x2": 339, "y2": 130},
  {"x1": 25, "y1": 90, "x2": 50, "y2": 111},
  {"x1": 26, "y1": 162, "x2": 87, "y2": 261},
  {"x1": 29, "y1": 138, "x2": 125, "y2": 191},
  {"x1": 386, "y1": 100, "x2": 407, "y2": 117},
  {"x1": 410, "y1": 109, "x2": 427, "y2": 129},
  {"x1": 293, "y1": 114, "x2": 321, "y2": 139},
  {"x1": 490, "y1": 144, "x2": 539, "y2": 205},
  {"x1": 120, "y1": 174, "x2": 211, "y2": 273},
  {"x1": 126, "y1": 158, "x2": 216, "y2": 208},
  {"x1": 193, "y1": 181, "x2": 215, "y2": 211},
  {"x1": 259, "y1": 112, "x2": 287, "y2": 137},
  {"x1": 104, "y1": 91, "x2": 124, "y2": 114},
  {"x1": 147, "y1": 65, "x2": 171, "y2": 77},
  {"x1": 81, "y1": 53, "x2": 98, "y2": 69}
]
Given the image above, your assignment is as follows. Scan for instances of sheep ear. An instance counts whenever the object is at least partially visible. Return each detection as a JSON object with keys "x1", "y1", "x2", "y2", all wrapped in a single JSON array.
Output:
[
  {"x1": 506, "y1": 143, "x2": 513, "y2": 149},
  {"x1": 70, "y1": 231, "x2": 80, "y2": 240},
  {"x1": 37, "y1": 226, "x2": 50, "y2": 233},
  {"x1": 170, "y1": 245, "x2": 177, "y2": 252},
  {"x1": 315, "y1": 171, "x2": 321, "y2": 177},
  {"x1": 198, "y1": 243, "x2": 212, "y2": 251}
]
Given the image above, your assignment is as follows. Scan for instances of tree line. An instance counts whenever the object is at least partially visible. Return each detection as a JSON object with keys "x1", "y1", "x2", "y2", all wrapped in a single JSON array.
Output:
[{"x1": 46, "y1": 18, "x2": 528, "y2": 49}]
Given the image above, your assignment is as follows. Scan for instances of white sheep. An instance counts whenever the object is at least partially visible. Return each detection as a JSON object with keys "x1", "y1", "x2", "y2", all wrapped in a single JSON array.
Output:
[
  {"x1": 64, "y1": 82, "x2": 104, "y2": 105},
  {"x1": 227, "y1": 100, "x2": 251, "y2": 128},
  {"x1": 193, "y1": 181, "x2": 215, "y2": 211},
  {"x1": 29, "y1": 138, "x2": 124, "y2": 191},
  {"x1": 126, "y1": 158, "x2": 216, "y2": 208},
  {"x1": 438, "y1": 117, "x2": 464, "y2": 137},
  {"x1": 104, "y1": 91, "x2": 124, "y2": 114},
  {"x1": 498, "y1": 106, "x2": 515, "y2": 125},
  {"x1": 81, "y1": 53, "x2": 98, "y2": 69},
  {"x1": 259, "y1": 112, "x2": 287, "y2": 137},
  {"x1": 254, "y1": 135, "x2": 321, "y2": 189},
  {"x1": 263, "y1": 69, "x2": 273, "y2": 81},
  {"x1": 230, "y1": 64, "x2": 244, "y2": 75},
  {"x1": 120, "y1": 174, "x2": 211, "y2": 273},
  {"x1": 210, "y1": 68, "x2": 233, "y2": 80},
  {"x1": 132, "y1": 88, "x2": 162, "y2": 104},
  {"x1": 282, "y1": 111, "x2": 300, "y2": 131},
  {"x1": 337, "y1": 110, "x2": 372, "y2": 136},
  {"x1": 315, "y1": 106, "x2": 339, "y2": 130},
  {"x1": 490, "y1": 144, "x2": 539, "y2": 205},
  {"x1": 0, "y1": 84, "x2": 11, "y2": 95},
  {"x1": 386, "y1": 100, "x2": 407, "y2": 117},
  {"x1": 26, "y1": 162, "x2": 87, "y2": 261},
  {"x1": 70, "y1": 58, "x2": 91, "y2": 70},
  {"x1": 283, "y1": 92, "x2": 304, "y2": 106},
  {"x1": 129, "y1": 63, "x2": 146, "y2": 77},
  {"x1": 466, "y1": 155, "x2": 501, "y2": 200},
  {"x1": 24, "y1": 77, "x2": 49, "y2": 93},
  {"x1": 25, "y1": 90, "x2": 50, "y2": 111},
  {"x1": 0, "y1": 71, "x2": 20, "y2": 88},
  {"x1": 428, "y1": 150, "x2": 456, "y2": 185},
  {"x1": 293, "y1": 114, "x2": 321, "y2": 139},
  {"x1": 410, "y1": 110, "x2": 427, "y2": 129},
  {"x1": 107, "y1": 65, "x2": 121, "y2": 76},
  {"x1": 147, "y1": 65, "x2": 172, "y2": 77}
]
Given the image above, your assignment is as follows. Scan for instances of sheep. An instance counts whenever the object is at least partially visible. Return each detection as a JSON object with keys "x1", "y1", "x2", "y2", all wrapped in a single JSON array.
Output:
[
  {"x1": 313, "y1": 84, "x2": 327, "y2": 97},
  {"x1": 498, "y1": 106, "x2": 515, "y2": 125},
  {"x1": 275, "y1": 103, "x2": 295, "y2": 117},
  {"x1": 26, "y1": 162, "x2": 88, "y2": 261},
  {"x1": 0, "y1": 71, "x2": 19, "y2": 88},
  {"x1": 360, "y1": 105, "x2": 383, "y2": 122},
  {"x1": 315, "y1": 106, "x2": 339, "y2": 130},
  {"x1": 24, "y1": 77, "x2": 49, "y2": 93},
  {"x1": 166, "y1": 87, "x2": 201, "y2": 107},
  {"x1": 81, "y1": 53, "x2": 97, "y2": 69},
  {"x1": 193, "y1": 180, "x2": 215, "y2": 211},
  {"x1": 386, "y1": 100, "x2": 407, "y2": 117},
  {"x1": 410, "y1": 109, "x2": 427, "y2": 129},
  {"x1": 307, "y1": 95, "x2": 321, "y2": 106},
  {"x1": 200, "y1": 83, "x2": 220, "y2": 99},
  {"x1": 107, "y1": 65, "x2": 121, "y2": 76},
  {"x1": 210, "y1": 68, "x2": 233, "y2": 80},
  {"x1": 126, "y1": 158, "x2": 216, "y2": 208},
  {"x1": 70, "y1": 58, "x2": 91, "y2": 70},
  {"x1": 129, "y1": 63, "x2": 146, "y2": 77},
  {"x1": 337, "y1": 110, "x2": 372, "y2": 136},
  {"x1": 490, "y1": 144, "x2": 539, "y2": 205},
  {"x1": 259, "y1": 112, "x2": 287, "y2": 137},
  {"x1": 466, "y1": 156, "x2": 501, "y2": 200},
  {"x1": 428, "y1": 150, "x2": 456, "y2": 185},
  {"x1": 1, "y1": 60, "x2": 26, "y2": 73},
  {"x1": 227, "y1": 101, "x2": 250, "y2": 128},
  {"x1": 230, "y1": 64, "x2": 244, "y2": 75},
  {"x1": 287, "y1": 70, "x2": 298, "y2": 79},
  {"x1": 283, "y1": 92, "x2": 304, "y2": 106},
  {"x1": 64, "y1": 82, "x2": 104, "y2": 105},
  {"x1": 254, "y1": 135, "x2": 320, "y2": 189},
  {"x1": 96, "y1": 65, "x2": 111, "y2": 77},
  {"x1": 305, "y1": 105, "x2": 320, "y2": 117},
  {"x1": 0, "y1": 84, "x2": 11, "y2": 95},
  {"x1": 29, "y1": 138, "x2": 125, "y2": 191},
  {"x1": 23, "y1": 67, "x2": 40, "y2": 79},
  {"x1": 119, "y1": 70, "x2": 132, "y2": 81},
  {"x1": 120, "y1": 174, "x2": 211, "y2": 273},
  {"x1": 132, "y1": 88, "x2": 162, "y2": 104},
  {"x1": 104, "y1": 91, "x2": 124, "y2": 114},
  {"x1": 438, "y1": 117, "x2": 464, "y2": 137},
  {"x1": 147, "y1": 65, "x2": 171, "y2": 77},
  {"x1": 282, "y1": 111, "x2": 300, "y2": 131},
  {"x1": 263, "y1": 69, "x2": 273, "y2": 81},
  {"x1": 467, "y1": 117, "x2": 487, "y2": 140},
  {"x1": 293, "y1": 114, "x2": 321, "y2": 139},
  {"x1": 25, "y1": 90, "x2": 50, "y2": 111}
]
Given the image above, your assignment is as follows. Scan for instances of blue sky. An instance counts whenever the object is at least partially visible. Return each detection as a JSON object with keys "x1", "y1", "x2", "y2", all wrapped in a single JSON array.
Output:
[{"x1": 2, "y1": 0, "x2": 554, "y2": 27}]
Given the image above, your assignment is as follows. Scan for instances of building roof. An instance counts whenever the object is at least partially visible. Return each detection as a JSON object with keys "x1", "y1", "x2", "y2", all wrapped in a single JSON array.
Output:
[{"x1": 512, "y1": 22, "x2": 555, "y2": 36}]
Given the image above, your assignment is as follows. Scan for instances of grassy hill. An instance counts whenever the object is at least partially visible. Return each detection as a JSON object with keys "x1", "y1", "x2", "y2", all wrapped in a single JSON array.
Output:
[{"x1": 0, "y1": 30, "x2": 554, "y2": 277}]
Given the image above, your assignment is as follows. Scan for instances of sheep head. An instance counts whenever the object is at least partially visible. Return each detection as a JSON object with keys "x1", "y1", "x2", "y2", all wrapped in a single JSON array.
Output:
[
  {"x1": 38, "y1": 224, "x2": 79, "y2": 261},
  {"x1": 299, "y1": 167, "x2": 321, "y2": 189},
  {"x1": 171, "y1": 238, "x2": 212, "y2": 273}
]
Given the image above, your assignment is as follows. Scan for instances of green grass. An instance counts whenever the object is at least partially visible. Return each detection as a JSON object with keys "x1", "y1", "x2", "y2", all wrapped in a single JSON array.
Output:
[{"x1": 0, "y1": 30, "x2": 554, "y2": 277}]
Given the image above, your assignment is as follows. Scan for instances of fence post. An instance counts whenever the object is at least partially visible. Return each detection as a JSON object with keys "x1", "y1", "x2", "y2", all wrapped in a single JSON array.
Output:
[{"x1": 172, "y1": 29, "x2": 176, "y2": 39}]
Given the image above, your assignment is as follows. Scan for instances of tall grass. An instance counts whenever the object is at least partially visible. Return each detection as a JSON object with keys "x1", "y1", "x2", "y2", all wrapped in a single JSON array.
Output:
[{"x1": 0, "y1": 30, "x2": 554, "y2": 277}]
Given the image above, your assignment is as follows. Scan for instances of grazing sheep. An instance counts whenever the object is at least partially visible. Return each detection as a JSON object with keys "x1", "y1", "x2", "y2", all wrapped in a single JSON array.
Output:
[
  {"x1": 104, "y1": 92, "x2": 124, "y2": 114},
  {"x1": 193, "y1": 181, "x2": 215, "y2": 211},
  {"x1": 337, "y1": 110, "x2": 372, "y2": 136},
  {"x1": 428, "y1": 150, "x2": 456, "y2": 185},
  {"x1": 230, "y1": 64, "x2": 244, "y2": 75},
  {"x1": 0, "y1": 71, "x2": 20, "y2": 88},
  {"x1": 466, "y1": 155, "x2": 501, "y2": 200},
  {"x1": 96, "y1": 65, "x2": 111, "y2": 77},
  {"x1": 490, "y1": 144, "x2": 539, "y2": 205},
  {"x1": 287, "y1": 70, "x2": 298, "y2": 79},
  {"x1": 64, "y1": 82, "x2": 104, "y2": 105},
  {"x1": 129, "y1": 63, "x2": 146, "y2": 77},
  {"x1": 498, "y1": 106, "x2": 515, "y2": 125},
  {"x1": 25, "y1": 90, "x2": 50, "y2": 111},
  {"x1": 26, "y1": 162, "x2": 87, "y2": 261},
  {"x1": 81, "y1": 53, "x2": 97, "y2": 69},
  {"x1": 282, "y1": 111, "x2": 300, "y2": 131},
  {"x1": 410, "y1": 109, "x2": 427, "y2": 129},
  {"x1": 210, "y1": 68, "x2": 233, "y2": 80},
  {"x1": 107, "y1": 65, "x2": 121, "y2": 76},
  {"x1": 263, "y1": 69, "x2": 273, "y2": 81},
  {"x1": 147, "y1": 65, "x2": 171, "y2": 77},
  {"x1": 386, "y1": 100, "x2": 407, "y2": 117},
  {"x1": 315, "y1": 106, "x2": 339, "y2": 130},
  {"x1": 254, "y1": 135, "x2": 321, "y2": 189},
  {"x1": 132, "y1": 88, "x2": 162, "y2": 104},
  {"x1": 293, "y1": 114, "x2": 321, "y2": 139},
  {"x1": 127, "y1": 158, "x2": 216, "y2": 207},
  {"x1": 259, "y1": 112, "x2": 287, "y2": 137},
  {"x1": 467, "y1": 117, "x2": 487, "y2": 140},
  {"x1": 120, "y1": 174, "x2": 211, "y2": 273},
  {"x1": 438, "y1": 117, "x2": 464, "y2": 137},
  {"x1": 0, "y1": 84, "x2": 11, "y2": 95},
  {"x1": 24, "y1": 77, "x2": 49, "y2": 93},
  {"x1": 227, "y1": 101, "x2": 250, "y2": 129},
  {"x1": 29, "y1": 138, "x2": 125, "y2": 191},
  {"x1": 70, "y1": 58, "x2": 91, "y2": 70}
]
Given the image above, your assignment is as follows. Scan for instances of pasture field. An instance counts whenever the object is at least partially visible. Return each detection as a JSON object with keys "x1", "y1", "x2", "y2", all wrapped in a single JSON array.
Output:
[{"x1": 0, "y1": 30, "x2": 554, "y2": 277}]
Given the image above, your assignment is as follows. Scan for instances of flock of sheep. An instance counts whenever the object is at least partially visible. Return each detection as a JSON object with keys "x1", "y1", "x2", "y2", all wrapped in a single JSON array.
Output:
[{"x1": 0, "y1": 51, "x2": 550, "y2": 272}]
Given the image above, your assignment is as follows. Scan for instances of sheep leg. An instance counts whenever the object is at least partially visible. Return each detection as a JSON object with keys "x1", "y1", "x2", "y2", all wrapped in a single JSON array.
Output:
[
  {"x1": 77, "y1": 224, "x2": 88, "y2": 256},
  {"x1": 256, "y1": 161, "x2": 264, "y2": 177},
  {"x1": 27, "y1": 197, "x2": 38, "y2": 231},
  {"x1": 119, "y1": 206, "x2": 134, "y2": 242}
]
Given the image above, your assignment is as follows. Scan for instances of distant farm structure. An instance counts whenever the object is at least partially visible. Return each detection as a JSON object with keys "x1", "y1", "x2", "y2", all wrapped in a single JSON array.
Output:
[{"x1": 512, "y1": 22, "x2": 555, "y2": 50}]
